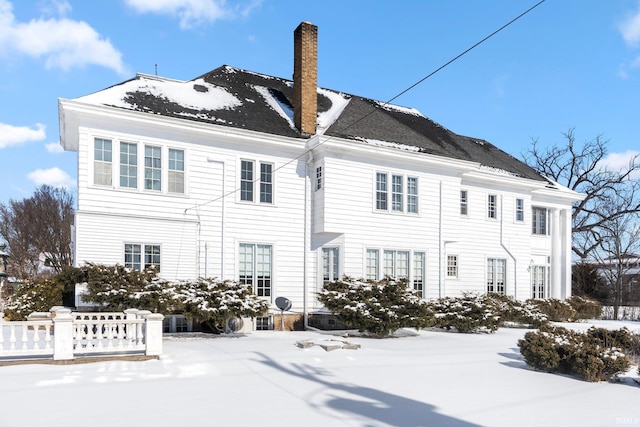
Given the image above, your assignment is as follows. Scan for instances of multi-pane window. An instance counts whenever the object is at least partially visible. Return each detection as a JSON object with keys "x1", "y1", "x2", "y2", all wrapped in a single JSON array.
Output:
[
  {"x1": 460, "y1": 190, "x2": 468, "y2": 215},
  {"x1": 144, "y1": 145, "x2": 161, "y2": 191},
  {"x1": 240, "y1": 160, "x2": 254, "y2": 201},
  {"x1": 407, "y1": 177, "x2": 418, "y2": 213},
  {"x1": 120, "y1": 142, "x2": 137, "y2": 188},
  {"x1": 487, "y1": 258, "x2": 506, "y2": 294},
  {"x1": 94, "y1": 138, "x2": 112, "y2": 186},
  {"x1": 316, "y1": 166, "x2": 322, "y2": 191},
  {"x1": 392, "y1": 175, "x2": 403, "y2": 212},
  {"x1": 447, "y1": 255, "x2": 458, "y2": 278},
  {"x1": 376, "y1": 172, "x2": 388, "y2": 210},
  {"x1": 413, "y1": 252, "x2": 425, "y2": 294},
  {"x1": 124, "y1": 243, "x2": 160, "y2": 271},
  {"x1": 240, "y1": 160, "x2": 273, "y2": 204},
  {"x1": 531, "y1": 265, "x2": 547, "y2": 299},
  {"x1": 322, "y1": 247, "x2": 339, "y2": 284},
  {"x1": 366, "y1": 249, "x2": 379, "y2": 280},
  {"x1": 532, "y1": 207, "x2": 547, "y2": 235},
  {"x1": 515, "y1": 198, "x2": 524, "y2": 222},
  {"x1": 255, "y1": 316, "x2": 272, "y2": 331},
  {"x1": 376, "y1": 172, "x2": 418, "y2": 213},
  {"x1": 260, "y1": 163, "x2": 273, "y2": 203},
  {"x1": 488, "y1": 194, "x2": 497, "y2": 219},
  {"x1": 383, "y1": 250, "x2": 409, "y2": 278},
  {"x1": 168, "y1": 148, "x2": 185, "y2": 194},
  {"x1": 239, "y1": 243, "x2": 272, "y2": 298}
]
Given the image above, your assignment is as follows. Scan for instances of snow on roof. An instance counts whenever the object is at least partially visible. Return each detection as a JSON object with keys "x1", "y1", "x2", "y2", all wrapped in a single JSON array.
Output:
[
  {"x1": 362, "y1": 138, "x2": 422, "y2": 152},
  {"x1": 317, "y1": 88, "x2": 350, "y2": 135},
  {"x1": 374, "y1": 100, "x2": 424, "y2": 117},
  {"x1": 78, "y1": 75, "x2": 242, "y2": 112},
  {"x1": 254, "y1": 85, "x2": 295, "y2": 130}
]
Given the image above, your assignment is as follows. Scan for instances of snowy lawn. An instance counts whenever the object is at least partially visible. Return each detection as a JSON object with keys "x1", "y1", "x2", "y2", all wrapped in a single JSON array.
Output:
[{"x1": 1, "y1": 321, "x2": 639, "y2": 427}]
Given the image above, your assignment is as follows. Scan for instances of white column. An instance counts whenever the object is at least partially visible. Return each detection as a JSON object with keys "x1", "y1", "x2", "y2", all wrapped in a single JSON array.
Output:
[
  {"x1": 143, "y1": 312, "x2": 164, "y2": 356},
  {"x1": 562, "y1": 209, "x2": 572, "y2": 299},
  {"x1": 551, "y1": 208, "x2": 562, "y2": 299},
  {"x1": 52, "y1": 307, "x2": 74, "y2": 360}
]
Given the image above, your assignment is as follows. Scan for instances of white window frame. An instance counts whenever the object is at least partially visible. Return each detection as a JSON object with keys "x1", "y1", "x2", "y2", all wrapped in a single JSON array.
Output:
[
  {"x1": 447, "y1": 254, "x2": 459, "y2": 279},
  {"x1": 168, "y1": 148, "x2": 185, "y2": 194},
  {"x1": 375, "y1": 172, "x2": 419, "y2": 214},
  {"x1": 144, "y1": 145, "x2": 162, "y2": 191},
  {"x1": 119, "y1": 142, "x2": 138, "y2": 189},
  {"x1": 94, "y1": 137, "x2": 113, "y2": 186},
  {"x1": 515, "y1": 198, "x2": 524, "y2": 222},
  {"x1": 487, "y1": 194, "x2": 497, "y2": 219},
  {"x1": 239, "y1": 243, "x2": 273, "y2": 299},
  {"x1": 240, "y1": 159, "x2": 274, "y2": 204},
  {"x1": 366, "y1": 249, "x2": 380, "y2": 281},
  {"x1": 124, "y1": 243, "x2": 160, "y2": 271},
  {"x1": 315, "y1": 165, "x2": 322, "y2": 191},
  {"x1": 532, "y1": 207, "x2": 548, "y2": 235},
  {"x1": 460, "y1": 190, "x2": 468, "y2": 215},
  {"x1": 412, "y1": 251, "x2": 426, "y2": 296},
  {"x1": 531, "y1": 265, "x2": 548, "y2": 299},
  {"x1": 322, "y1": 247, "x2": 340, "y2": 285},
  {"x1": 487, "y1": 258, "x2": 506, "y2": 294}
]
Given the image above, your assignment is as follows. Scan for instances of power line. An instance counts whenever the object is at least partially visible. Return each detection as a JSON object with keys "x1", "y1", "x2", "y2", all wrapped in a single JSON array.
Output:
[{"x1": 185, "y1": 0, "x2": 546, "y2": 213}]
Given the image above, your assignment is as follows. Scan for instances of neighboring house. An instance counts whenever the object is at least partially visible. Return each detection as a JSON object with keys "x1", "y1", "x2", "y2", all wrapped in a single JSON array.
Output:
[{"x1": 58, "y1": 22, "x2": 583, "y2": 330}]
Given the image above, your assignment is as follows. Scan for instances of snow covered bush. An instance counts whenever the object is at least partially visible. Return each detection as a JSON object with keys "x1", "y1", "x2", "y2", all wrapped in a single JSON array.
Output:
[
  {"x1": 528, "y1": 298, "x2": 577, "y2": 322},
  {"x1": 483, "y1": 293, "x2": 548, "y2": 328},
  {"x1": 518, "y1": 325, "x2": 634, "y2": 382},
  {"x1": 430, "y1": 293, "x2": 502, "y2": 333},
  {"x1": 566, "y1": 296, "x2": 602, "y2": 320},
  {"x1": 317, "y1": 277, "x2": 434, "y2": 337},
  {"x1": 3, "y1": 278, "x2": 64, "y2": 320},
  {"x1": 169, "y1": 278, "x2": 269, "y2": 332}
]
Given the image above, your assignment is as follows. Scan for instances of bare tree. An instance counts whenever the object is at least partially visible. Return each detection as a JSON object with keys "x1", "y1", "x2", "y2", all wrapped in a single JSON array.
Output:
[
  {"x1": 585, "y1": 197, "x2": 640, "y2": 319},
  {"x1": 524, "y1": 129, "x2": 640, "y2": 259},
  {"x1": 0, "y1": 185, "x2": 74, "y2": 279}
]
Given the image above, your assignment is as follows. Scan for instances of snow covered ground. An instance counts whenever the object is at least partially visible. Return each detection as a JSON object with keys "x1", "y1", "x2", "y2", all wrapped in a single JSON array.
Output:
[{"x1": 2, "y1": 321, "x2": 639, "y2": 427}]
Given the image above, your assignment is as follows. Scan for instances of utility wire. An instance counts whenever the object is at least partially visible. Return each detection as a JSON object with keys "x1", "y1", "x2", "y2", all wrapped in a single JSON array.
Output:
[{"x1": 185, "y1": 0, "x2": 545, "y2": 213}]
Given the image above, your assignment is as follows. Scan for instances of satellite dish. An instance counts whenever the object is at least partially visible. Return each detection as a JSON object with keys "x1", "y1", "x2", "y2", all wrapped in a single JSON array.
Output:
[{"x1": 275, "y1": 297, "x2": 292, "y2": 311}]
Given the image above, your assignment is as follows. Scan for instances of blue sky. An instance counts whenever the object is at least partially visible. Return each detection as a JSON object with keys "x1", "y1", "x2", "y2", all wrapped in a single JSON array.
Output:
[{"x1": 1, "y1": 0, "x2": 639, "y2": 204}]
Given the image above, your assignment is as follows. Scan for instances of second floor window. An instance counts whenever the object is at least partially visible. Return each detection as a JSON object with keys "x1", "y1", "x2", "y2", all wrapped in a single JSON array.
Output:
[
  {"x1": 260, "y1": 163, "x2": 273, "y2": 203},
  {"x1": 120, "y1": 142, "x2": 137, "y2": 188},
  {"x1": 241, "y1": 160, "x2": 273, "y2": 204},
  {"x1": 488, "y1": 194, "x2": 497, "y2": 219},
  {"x1": 94, "y1": 138, "x2": 112, "y2": 186},
  {"x1": 316, "y1": 166, "x2": 322, "y2": 191},
  {"x1": 532, "y1": 207, "x2": 547, "y2": 235},
  {"x1": 460, "y1": 190, "x2": 468, "y2": 215},
  {"x1": 516, "y1": 198, "x2": 524, "y2": 222},
  {"x1": 447, "y1": 255, "x2": 458, "y2": 278},
  {"x1": 376, "y1": 172, "x2": 418, "y2": 214},
  {"x1": 168, "y1": 149, "x2": 185, "y2": 194},
  {"x1": 145, "y1": 145, "x2": 161, "y2": 191}
]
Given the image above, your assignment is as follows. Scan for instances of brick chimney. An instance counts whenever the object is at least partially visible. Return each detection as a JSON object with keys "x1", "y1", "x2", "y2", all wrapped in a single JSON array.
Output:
[{"x1": 293, "y1": 21, "x2": 318, "y2": 135}]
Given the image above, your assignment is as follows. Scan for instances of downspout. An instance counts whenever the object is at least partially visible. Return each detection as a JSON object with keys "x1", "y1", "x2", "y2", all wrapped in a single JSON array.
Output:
[
  {"x1": 207, "y1": 158, "x2": 226, "y2": 279},
  {"x1": 439, "y1": 181, "x2": 443, "y2": 298},
  {"x1": 303, "y1": 150, "x2": 313, "y2": 329},
  {"x1": 499, "y1": 195, "x2": 517, "y2": 299}
]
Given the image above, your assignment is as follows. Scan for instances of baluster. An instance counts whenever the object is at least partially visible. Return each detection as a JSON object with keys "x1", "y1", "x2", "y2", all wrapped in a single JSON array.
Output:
[
  {"x1": 9, "y1": 325, "x2": 16, "y2": 351},
  {"x1": 0, "y1": 325, "x2": 4, "y2": 353},
  {"x1": 106, "y1": 321, "x2": 114, "y2": 350},
  {"x1": 96, "y1": 322, "x2": 104, "y2": 350},
  {"x1": 127, "y1": 321, "x2": 136, "y2": 348},
  {"x1": 137, "y1": 321, "x2": 144, "y2": 348},
  {"x1": 44, "y1": 324, "x2": 52, "y2": 350},
  {"x1": 20, "y1": 324, "x2": 29, "y2": 351},
  {"x1": 32, "y1": 324, "x2": 40, "y2": 350}
]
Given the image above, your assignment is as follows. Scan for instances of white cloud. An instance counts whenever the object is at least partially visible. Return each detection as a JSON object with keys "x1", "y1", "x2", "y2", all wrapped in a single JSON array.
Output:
[
  {"x1": 27, "y1": 167, "x2": 76, "y2": 189},
  {"x1": 124, "y1": 0, "x2": 262, "y2": 29},
  {"x1": 45, "y1": 142, "x2": 64, "y2": 153},
  {"x1": 620, "y1": 5, "x2": 640, "y2": 47},
  {"x1": 0, "y1": 122, "x2": 46, "y2": 149},
  {"x1": 600, "y1": 150, "x2": 640, "y2": 179},
  {"x1": 0, "y1": 0, "x2": 128, "y2": 75}
]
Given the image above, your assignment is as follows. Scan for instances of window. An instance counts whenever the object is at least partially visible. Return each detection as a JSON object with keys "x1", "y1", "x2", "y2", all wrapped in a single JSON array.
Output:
[
  {"x1": 532, "y1": 207, "x2": 547, "y2": 235},
  {"x1": 413, "y1": 252, "x2": 425, "y2": 294},
  {"x1": 255, "y1": 316, "x2": 272, "y2": 331},
  {"x1": 322, "y1": 247, "x2": 339, "y2": 284},
  {"x1": 516, "y1": 198, "x2": 524, "y2": 222},
  {"x1": 531, "y1": 265, "x2": 547, "y2": 299},
  {"x1": 407, "y1": 177, "x2": 418, "y2": 213},
  {"x1": 94, "y1": 138, "x2": 112, "y2": 186},
  {"x1": 488, "y1": 194, "x2": 497, "y2": 219},
  {"x1": 241, "y1": 160, "x2": 273, "y2": 204},
  {"x1": 239, "y1": 243, "x2": 272, "y2": 297},
  {"x1": 316, "y1": 166, "x2": 322, "y2": 191},
  {"x1": 260, "y1": 163, "x2": 273, "y2": 203},
  {"x1": 447, "y1": 255, "x2": 458, "y2": 278},
  {"x1": 383, "y1": 250, "x2": 409, "y2": 278},
  {"x1": 168, "y1": 148, "x2": 184, "y2": 194},
  {"x1": 376, "y1": 172, "x2": 418, "y2": 214},
  {"x1": 460, "y1": 190, "x2": 468, "y2": 215},
  {"x1": 124, "y1": 244, "x2": 160, "y2": 271},
  {"x1": 366, "y1": 249, "x2": 379, "y2": 280},
  {"x1": 487, "y1": 258, "x2": 506, "y2": 294},
  {"x1": 376, "y1": 172, "x2": 388, "y2": 210},
  {"x1": 240, "y1": 160, "x2": 254, "y2": 201},
  {"x1": 392, "y1": 175, "x2": 403, "y2": 212},
  {"x1": 120, "y1": 142, "x2": 137, "y2": 188},
  {"x1": 144, "y1": 145, "x2": 161, "y2": 191}
]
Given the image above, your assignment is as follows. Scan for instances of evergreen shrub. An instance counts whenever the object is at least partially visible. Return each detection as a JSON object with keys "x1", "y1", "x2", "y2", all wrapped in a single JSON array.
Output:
[
  {"x1": 3, "y1": 278, "x2": 64, "y2": 320},
  {"x1": 566, "y1": 296, "x2": 602, "y2": 320},
  {"x1": 528, "y1": 298, "x2": 577, "y2": 322}
]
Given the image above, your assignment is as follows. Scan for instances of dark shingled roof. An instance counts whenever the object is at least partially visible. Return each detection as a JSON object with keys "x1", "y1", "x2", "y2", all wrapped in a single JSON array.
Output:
[{"x1": 79, "y1": 65, "x2": 546, "y2": 182}]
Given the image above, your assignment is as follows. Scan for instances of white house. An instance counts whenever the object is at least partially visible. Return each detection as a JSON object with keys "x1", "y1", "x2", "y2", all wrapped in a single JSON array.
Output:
[{"x1": 58, "y1": 22, "x2": 583, "y2": 330}]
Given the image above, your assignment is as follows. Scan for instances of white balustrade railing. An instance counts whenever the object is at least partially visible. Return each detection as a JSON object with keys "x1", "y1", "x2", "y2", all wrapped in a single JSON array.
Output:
[{"x1": 0, "y1": 307, "x2": 163, "y2": 361}]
